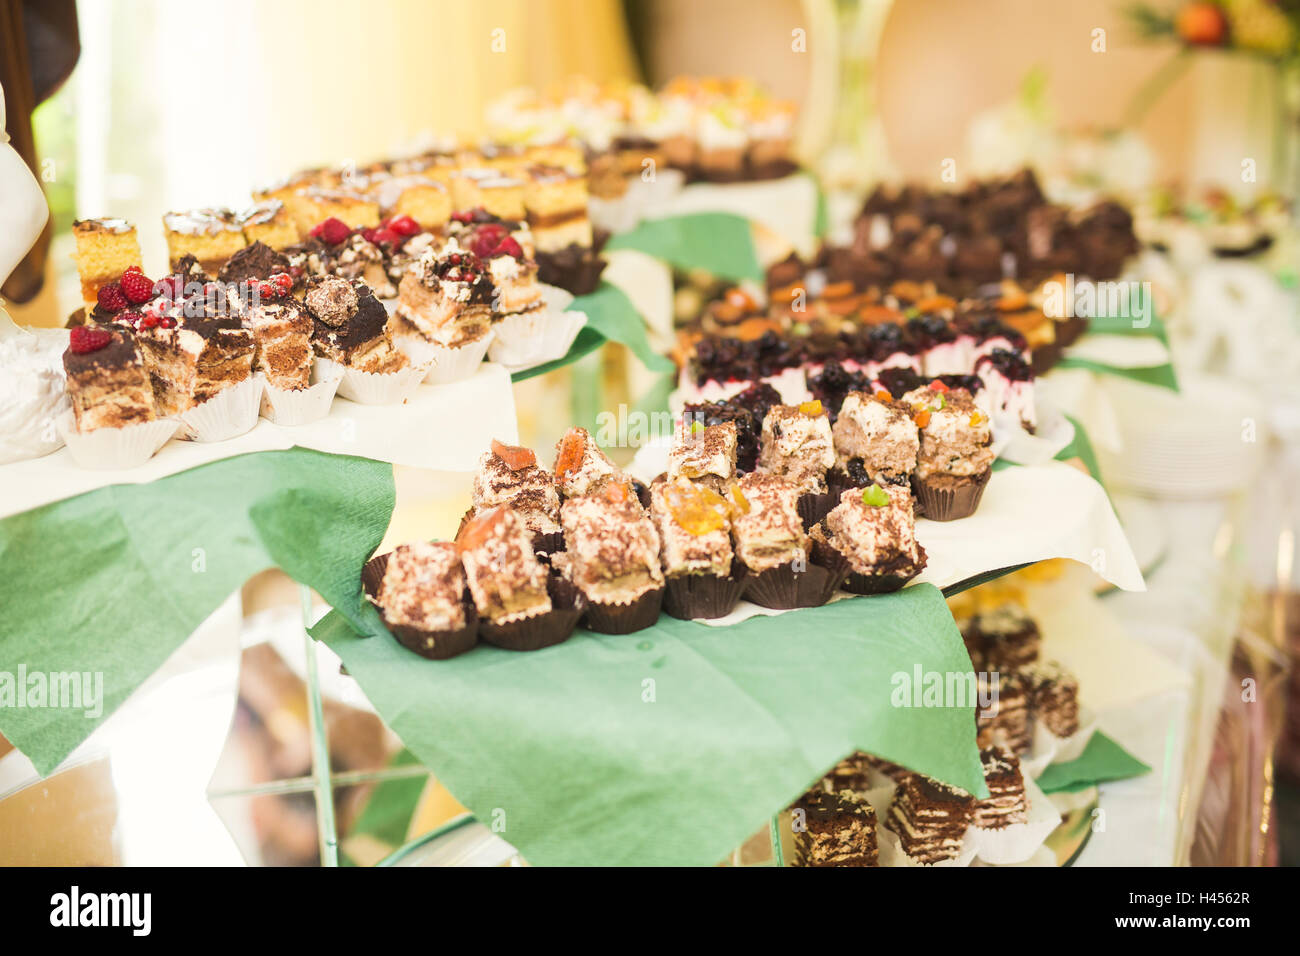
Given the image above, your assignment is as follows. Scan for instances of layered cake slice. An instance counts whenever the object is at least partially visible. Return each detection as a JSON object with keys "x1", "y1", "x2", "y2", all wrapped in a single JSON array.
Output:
[
  {"x1": 903, "y1": 381, "x2": 994, "y2": 520},
  {"x1": 285, "y1": 186, "x2": 381, "y2": 237},
  {"x1": 524, "y1": 164, "x2": 604, "y2": 293},
  {"x1": 163, "y1": 208, "x2": 248, "y2": 275},
  {"x1": 470, "y1": 439, "x2": 562, "y2": 539},
  {"x1": 831, "y1": 390, "x2": 920, "y2": 488},
  {"x1": 886, "y1": 773, "x2": 975, "y2": 864},
  {"x1": 560, "y1": 481, "x2": 664, "y2": 607},
  {"x1": 133, "y1": 291, "x2": 256, "y2": 416},
  {"x1": 814, "y1": 751, "x2": 878, "y2": 795},
  {"x1": 450, "y1": 169, "x2": 527, "y2": 221},
  {"x1": 304, "y1": 275, "x2": 407, "y2": 374},
  {"x1": 393, "y1": 241, "x2": 495, "y2": 351},
  {"x1": 237, "y1": 199, "x2": 298, "y2": 250},
  {"x1": 976, "y1": 670, "x2": 1032, "y2": 753},
  {"x1": 650, "y1": 477, "x2": 733, "y2": 580},
  {"x1": 667, "y1": 420, "x2": 737, "y2": 493},
  {"x1": 1021, "y1": 660, "x2": 1080, "y2": 738},
  {"x1": 552, "y1": 426, "x2": 620, "y2": 499},
  {"x1": 792, "y1": 789, "x2": 879, "y2": 867},
  {"x1": 972, "y1": 746, "x2": 1029, "y2": 829},
  {"x1": 63, "y1": 326, "x2": 157, "y2": 431},
  {"x1": 245, "y1": 273, "x2": 313, "y2": 390},
  {"x1": 455, "y1": 505, "x2": 553, "y2": 625},
  {"x1": 963, "y1": 603, "x2": 1041, "y2": 669},
  {"x1": 757, "y1": 400, "x2": 836, "y2": 494},
  {"x1": 72, "y1": 218, "x2": 143, "y2": 311},
  {"x1": 364, "y1": 175, "x2": 452, "y2": 234},
  {"x1": 729, "y1": 473, "x2": 807, "y2": 572}
]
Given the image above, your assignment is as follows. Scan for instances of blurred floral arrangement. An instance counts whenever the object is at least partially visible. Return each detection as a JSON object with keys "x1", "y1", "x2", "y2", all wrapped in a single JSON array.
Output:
[{"x1": 1126, "y1": 1, "x2": 1299, "y2": 58}]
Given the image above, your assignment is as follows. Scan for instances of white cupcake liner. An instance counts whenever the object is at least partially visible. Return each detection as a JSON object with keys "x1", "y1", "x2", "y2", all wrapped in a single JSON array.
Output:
[
  {"x1": 488, "y1": 309, "x2": 587, "y2": 370},
  {"x1": 538, "y1": 282, "x2": 575, "y2": 314},
  {"x1": 315, "y1": 356, "x2": 428, "y2": 405},
  {"x1": 259, "y1": 365, "x2": 343, "y2": 426},
  {"x1": 393, "y1": 331, "x2": 494, "y2": 385},
  {"x1": 1021, "y1": 708, "x2": 1099, "y2": 779},
  {"x1": 969, "y1": 774, "x2": 1062, "y2": 865},
  {"x1": 178, "y1": 374, "x2": 263, "y2": 442},
  {"x1": 56, "y1": 410, "x2": 179, "y2": 470}
]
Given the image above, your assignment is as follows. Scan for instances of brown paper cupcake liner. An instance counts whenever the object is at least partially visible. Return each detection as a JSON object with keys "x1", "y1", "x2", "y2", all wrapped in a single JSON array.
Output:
[
  {"x1": 911, "y1": 469, "x2": 991, "y2": 522},
  {"x1": 797, "y1": 490, "x2": 839, "y2": 532},
  {"x1": 827, "y1": 470, "x2": 910, "y2": 501},
  {"x1": 583, "y1": 585, "x2": 665, "y2": 634},
  {"x1": 810, "y1": 535, "x2": 928, "y2": 596},
  {"x1": 742, "y1": 547, "x2": 849, "y2": 611},
  {"x1": 479, "y1": 573, "x2": 586, "y2": 651},
  {"x1": 662, "y1": 564, "x2": 749, "y2": 620},
  {"x1": 361, "y1": 552, "x2": 479, "y2": 660}
]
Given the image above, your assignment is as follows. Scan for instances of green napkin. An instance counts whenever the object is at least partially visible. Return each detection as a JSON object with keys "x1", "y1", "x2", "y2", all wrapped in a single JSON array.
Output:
[
  {"x1": 1036, "y1": 731, "x2": 1151, "y2": 794},
  {"x1": 314, "y1": 584, "x2": 987, "y2": 867},
  {"x1": 0, "y1": 448, "x2": 395, "y2": 776},
  {"x1": 1085, "y1": 310, "x2": 1170, "y2": 347},
  {"x1": 512, "y1": 282, "x2": 673, "y2": 382},
  {"x1": 606, "y1": 212, "x2": 764, "y2": 283}
]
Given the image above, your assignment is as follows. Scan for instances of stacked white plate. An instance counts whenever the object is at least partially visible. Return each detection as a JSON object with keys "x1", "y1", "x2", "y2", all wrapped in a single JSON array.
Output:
[{"x1": 1096, "y1": 374, "x2": 1266, "y2": 499}]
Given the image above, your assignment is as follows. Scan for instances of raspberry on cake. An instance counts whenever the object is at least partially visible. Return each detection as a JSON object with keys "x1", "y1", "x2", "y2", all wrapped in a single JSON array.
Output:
[
  {"x1": 393, "y1": 240, "x2": 495, "y2": 351},
  {"x1": 666, "y1": 419, "x2": 737, "y2": 491},
  {"x1": 560, "y1": 485, "x2": 664, "y2": 607},
  {"x1": 455, "y1": 505, "x2": 553, "y2": 625},
  {"x1": 63, "y1": 326, "x2": 158, "y2": 432},
  {"x1": 757, "y1": 401, "x2": 836, "y2": 494},
  {"x1": 461, "y1": 220, "x2": 543, "y2": 316},
  {"x1": 831, "y1": 390, "x2": 920, "y2": 488},
  {"x1": 245, "y1": 273, "x2": 313, "y2": 390},
  {"x1": 469, "y1": 439, "x2": 562, "y2": 538},
  {"x1": 552, "y1": 426, "x2": 620, "y2": 499},
  {"x1": 303, "y1": 275, "x2": 408, "y2": 375},
  {"x1": 72, "y1": 218, "x2": 143, "y2": 311},
  {"x1": 163, "y1": 208, "x2": 248, "y2": 276},
  {"x1": 237, "y1": 199, "x2": 298, "y2": 250}
]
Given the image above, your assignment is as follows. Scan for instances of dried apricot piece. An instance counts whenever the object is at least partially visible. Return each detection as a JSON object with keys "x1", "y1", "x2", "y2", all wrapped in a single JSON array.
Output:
[
  {"x1": 663, "y1": 483, "x2": 726, "y2": 536},
  {"x1": 456, "y1": 505, "x2": 508, "y2": 554},
  {"x1": 913, "y1": 408, "x2": 931, "y2": 428},
  {"x1": 874, "y1": 390, "x2": 893, "y2": 402},
  {"x1": 969, "y1": 412, "x2": 986, "y2": 427},
  {"x1": 491, "y1": 438, "x2": 536, "y2": 472},
  {"x1": 554, "y1": 428, "x2": 587, "y2": 480},
  {"x1": 602, "y1": 478, "x2": 631, "y2": 504},
  {"x1": 730, "y1": 486, "x2": 751, "y2": 514},
  {"x1": 798, "y1": 399, "x2": 824, "y2": 417}
]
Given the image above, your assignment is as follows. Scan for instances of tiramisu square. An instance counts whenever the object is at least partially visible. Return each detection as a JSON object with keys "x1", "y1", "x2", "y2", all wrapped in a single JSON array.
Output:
[{"x1": 758, "y1": 401, "x2": 836, "y2": 493}]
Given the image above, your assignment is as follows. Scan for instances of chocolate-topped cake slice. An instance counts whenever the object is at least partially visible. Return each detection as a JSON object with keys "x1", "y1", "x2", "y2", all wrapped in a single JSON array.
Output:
[
  {"x1": 305, "y1": 275, "x2": 408, "y2": 374},
  {"x1": 886, "y1": 772, "x2": 975, "y2": 864},
  {"x1": 63, "y1": 326, "x2": 157, "y2": 431},
  {"x1": 972, "y1": 746, "x2": 1029, "y2": 829},
  {"x1": 393, "y1": 240, "x2": 495, "y2": 350},
  {"x1": 245, "y1": 273, "x2": 313, "y2": 390},
  {"x1": 218, "y1": 240, "x2": 293, "y2": 289},
  {"x1": 131, "y1": 275, "x2": 255, "y2": 415},
  {"x1": 792, "y1": 789, "x2": 879, "y2": 867}
]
